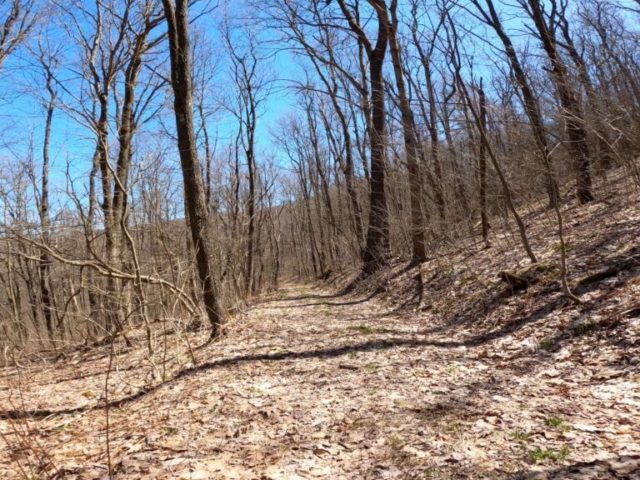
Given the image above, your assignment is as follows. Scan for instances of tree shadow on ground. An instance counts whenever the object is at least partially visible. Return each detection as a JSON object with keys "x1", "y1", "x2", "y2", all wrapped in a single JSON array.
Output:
[
  {"x1": 0, "y1": 338, "x2": 452, "y2": 419},
  {"x1": 268, "y1": 262, "x2": 417, "y2": 305},
  {"x1": 573, "y1": 223, "x2": 640, "y2": 262},
  {"x1": 404, "y1": 244, "x2": 638, "y2": 344},
  {"x1": 0, "y1": 300, "x2": 562, "y2": 421},
  {"x1": 510, "y1": 454, "x2": 640, "y2": 479},
  {"x1": 376, "y1": 294, "x2": 568, "y2": 345},
  {"x1": 270, "y1": 291, "x2": 343, "y2": 302},
  {"x1": 291, "y1": 286, "x2": 384, "y2": 308},
  {"x1": 4, "y1": 250, "x2": 635, "y2": 421}
]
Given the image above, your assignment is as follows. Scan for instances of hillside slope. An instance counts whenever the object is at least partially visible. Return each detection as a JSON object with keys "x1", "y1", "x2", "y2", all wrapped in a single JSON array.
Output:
[{"x1": 1, "y1": 172, "x2": 639, "y2": 479}]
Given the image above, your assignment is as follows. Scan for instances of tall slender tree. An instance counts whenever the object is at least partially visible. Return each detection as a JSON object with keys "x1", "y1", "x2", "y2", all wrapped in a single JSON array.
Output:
[
  {"x1": 386, "y1": 0, "x2": 427, "y2": 262},
  {"x1": 162, "y1": 0, "x2": 225, "y2": 339},
  {"x1": 333, "y1": 0, "x2": 391, "y2": 275},
  {"x1": 468, "y1": 0, "x2": 560, "y2": 207},
  {"x1": 521, "y1": 0, "x2": 594, "y2": 204}
]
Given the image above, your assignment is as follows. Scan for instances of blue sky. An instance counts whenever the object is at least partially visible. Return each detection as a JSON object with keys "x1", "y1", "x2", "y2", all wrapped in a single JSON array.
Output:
[
  {"x1": 0, "y1": 2, "x2": 300, "y2": 219},
  {"x1": 1, "y1": 0, "x2": 637, "y2": 217}
]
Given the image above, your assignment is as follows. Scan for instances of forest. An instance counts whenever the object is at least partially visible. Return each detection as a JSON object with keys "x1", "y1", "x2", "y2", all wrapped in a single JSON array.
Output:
[{"x1": 0, "y1": 0, "x2": 639, "y2": 478}]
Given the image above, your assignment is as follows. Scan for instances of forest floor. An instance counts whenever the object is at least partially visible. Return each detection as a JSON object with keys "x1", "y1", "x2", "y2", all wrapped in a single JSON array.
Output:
[
  {"x1": 1, "y1": 278, "x2": 639, "y2": 479},
  {"x1": 1, "y1": 173, "x2": 640, "y2": 479}
]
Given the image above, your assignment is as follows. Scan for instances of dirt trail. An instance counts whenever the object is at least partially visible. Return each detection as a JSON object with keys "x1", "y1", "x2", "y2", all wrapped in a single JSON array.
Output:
[{"x1": 1, "y1": 283, "x2": 639, "y2": 479}]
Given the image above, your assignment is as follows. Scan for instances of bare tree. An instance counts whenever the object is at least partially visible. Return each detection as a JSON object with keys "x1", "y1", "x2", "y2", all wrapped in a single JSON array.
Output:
[
  {"x1": 386, "y1": 0, "x2": 427, "y2": 262},
  {"x1": 476, "y1": 79, "x2": 489, "y2": 247},
  {"x1": 264, "y1": 0, "x2": 368, "y2": 253},
  {"x1": 162, "y1": 0, "x2": 225, "y2": 340},
  {"x1": 49, "y1": 0, "x2": 167, "y2": 334},
  {"x1": 407, "y1": 1, "x2": 449, "y2": 225},
  {"x1": 467, "y1": 0, "x2": 561, "y2": 208},
  {"x1": 547, "y1": 0, "x2": 615, "y2": 172},
  {"x1": 35, "y1": 41, "x2": 58, "y2": 339},
  {"x1": 220, "y1": 16, "x2": 269, "y2": 297},
  {"x1": 520, "y1": 0, "x2": 594, "y2": 204},
  {"x1": 0, "y1": 0, "x2": 37, "y2": 69},
  {"x1": 332, "y1": 0, "x2": 391, "y2": 275},
  {"x1": 444, "y1": 6, "x2": 538, "y2": 263}
]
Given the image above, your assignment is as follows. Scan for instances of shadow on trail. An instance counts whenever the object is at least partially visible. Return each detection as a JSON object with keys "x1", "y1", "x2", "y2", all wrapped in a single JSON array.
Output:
[
  {"x1": 266, "y1": 281, "x2": 358, "y2": 303},
  {"x1": 378, "y1": 295, "x2": 566, "y2": 344},
  {"x1": 292, "y1": 286, "x2": 383, "y2": 308},
  {"x1": 262, "y1": 281, "x2": 379, "y2": 307},
  {"x1": 269, "y1": 262, "x2": 417, "y2": 306},
  {"x1": 3, "y1": 265, "x2": 615, "y2": 422},
  {"x1": 511, "y1": 454, "x2": 640, "y2": 479},
  {"x1": 270, "y1": 292, "x2": 342, "y2": 302},
  {"x1": 1, "y1": 338, "x2": 456, "y2": 420},
  {"x1": 0, "y1": 297, "x2": 559, "y2": 421}
]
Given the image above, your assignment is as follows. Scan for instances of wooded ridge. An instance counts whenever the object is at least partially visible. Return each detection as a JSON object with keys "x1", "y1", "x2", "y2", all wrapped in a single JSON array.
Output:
[{"x1": 0, "y1": 0, "x2": 639, "y2": 477}]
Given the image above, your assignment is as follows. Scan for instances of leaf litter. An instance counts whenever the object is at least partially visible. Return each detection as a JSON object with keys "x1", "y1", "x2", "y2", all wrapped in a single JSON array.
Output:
[
  {"x1": 2, "y1": 279, "x2": 638, "y2": 479},
  {"x1": 1, "y1": 175, "x2": 640, "y2": 479}
]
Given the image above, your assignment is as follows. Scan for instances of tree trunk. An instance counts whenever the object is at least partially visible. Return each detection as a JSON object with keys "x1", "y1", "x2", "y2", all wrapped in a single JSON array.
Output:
[
  {"x1": 39, "y1": 61, "x2": 55, "y2": 339},
  {"x1": 336, "y1": 0, "x2": 391, "y2": 274},
  {"x1": 471, "y1": 0, "x2": 560, "y2": 207},
  {"x1": 387, "y1": 0, "x2": 427, "y2": 263},
  {"x1": 477, "y1": 80, "x2": 490, "y2": 247},
  {"x1": 526, "y1": 0, "x2": 594, "y2": 204},
  {"x1": 162, "y1": 0, "x2": 225, "y2": 340}
]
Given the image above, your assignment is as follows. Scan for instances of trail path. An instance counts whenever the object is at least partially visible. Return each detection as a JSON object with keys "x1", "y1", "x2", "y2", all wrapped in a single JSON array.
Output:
[{"x1": 1, "y1": 284, "x2": 639, "y2": 479}]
